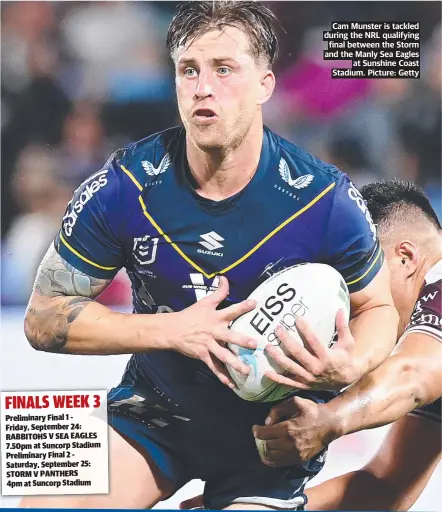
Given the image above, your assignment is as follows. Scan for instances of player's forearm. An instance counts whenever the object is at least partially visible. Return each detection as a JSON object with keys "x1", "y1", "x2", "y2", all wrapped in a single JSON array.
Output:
[
  {"x1": 306, "y1": 469, "x2": 399, "y2": 510},
  {"x1": 349, "y1": 304, "x2": 398, "y2": 380},
  {"x1": 308, "y1": 415, "x2": 442, "y2": 511},
  {"x1": 325, "y1": 353, "x2": 429, "y2": 436},
  {"x1": 24, "y1": 244, "x2": 178, "y2": 355},
  {"x1": 24, "y1": 293, "x2": 173, "y2": 355}
]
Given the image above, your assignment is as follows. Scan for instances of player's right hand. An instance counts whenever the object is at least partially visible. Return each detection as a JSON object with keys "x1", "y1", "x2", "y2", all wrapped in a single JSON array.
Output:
[
  {"x1": 253, "y1": 396, "x2": 337, "y2": 467},
  {"x1": 170, "y1": 276, "x2": 257, "y2": 388}
]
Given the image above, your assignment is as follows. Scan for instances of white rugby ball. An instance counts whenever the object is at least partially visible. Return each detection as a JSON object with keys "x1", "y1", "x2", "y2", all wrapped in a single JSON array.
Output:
[{"x1": 227, "y1": 263, "x2": 350, "y2": 402}]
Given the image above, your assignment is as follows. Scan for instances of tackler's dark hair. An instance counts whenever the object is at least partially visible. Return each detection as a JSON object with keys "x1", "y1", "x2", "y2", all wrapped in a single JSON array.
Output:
[{"x1": 360, "y1": 179, "x2": 441, "y2": 231}]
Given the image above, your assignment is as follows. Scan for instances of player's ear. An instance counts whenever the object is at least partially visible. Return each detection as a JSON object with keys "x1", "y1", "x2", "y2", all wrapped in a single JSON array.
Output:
[
  {"x1": 395, "y1": 240, "x2": 419, "y2": 278},
  {"x1": 257, "y1": 69, "x2": 275, "y2": 105}
]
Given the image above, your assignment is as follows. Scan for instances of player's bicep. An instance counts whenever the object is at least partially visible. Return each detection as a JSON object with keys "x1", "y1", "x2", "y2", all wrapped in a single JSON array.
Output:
[
  {"x1": 349, "y1": 260, "x2": 395, "y2": 314},
  {"x1": 25, "y1": 244, "x2": 112, "y2": 353},
  {"x1": 33, "y1": 243, "x2": 112, "y2": 299},
  {"x1": 393, "y1": 332, "x2": 442, "y2": 407}
]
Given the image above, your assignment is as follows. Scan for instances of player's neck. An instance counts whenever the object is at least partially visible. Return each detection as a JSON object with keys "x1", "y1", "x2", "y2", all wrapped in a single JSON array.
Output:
[
  {"x1": 415, "y1": 234, "x2": 442, "y2": 291},
  {"x1": 186, "y1": 122, "x2": 263, "y2": 201}
]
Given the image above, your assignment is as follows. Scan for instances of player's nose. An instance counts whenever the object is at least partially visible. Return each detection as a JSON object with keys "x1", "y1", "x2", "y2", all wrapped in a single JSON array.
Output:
[{"x1": 194, "y1": 71, "x2": 214, "y2": 99}]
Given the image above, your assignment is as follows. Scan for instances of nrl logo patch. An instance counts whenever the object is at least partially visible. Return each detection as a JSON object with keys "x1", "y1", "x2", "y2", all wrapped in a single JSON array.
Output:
[{"x1": 133, "y1": 235, "x2": 159, "y2": 265}]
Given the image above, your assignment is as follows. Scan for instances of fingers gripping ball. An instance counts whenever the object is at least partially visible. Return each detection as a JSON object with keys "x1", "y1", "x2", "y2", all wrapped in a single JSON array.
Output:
[
  {"x1": 255, "y1": 437, "x2": 269, "y2": 460},
  {"x1": 226, "y1": 264, "x2": 350, "y2": 402}
]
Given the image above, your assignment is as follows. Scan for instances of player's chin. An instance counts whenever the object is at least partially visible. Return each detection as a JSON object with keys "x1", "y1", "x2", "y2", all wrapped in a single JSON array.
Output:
[{"x1": 191, "y1": 132, "x2": 225, "y2": 151}]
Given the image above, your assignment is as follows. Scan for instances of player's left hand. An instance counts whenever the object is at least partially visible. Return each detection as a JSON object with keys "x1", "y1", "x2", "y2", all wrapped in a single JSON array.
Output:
[
  {"x1": 264, "y1": 309, "x2": 360, "y2": 391},
  {"x1": 253, "y1": 396, "x2": 337, "y2": 467}
]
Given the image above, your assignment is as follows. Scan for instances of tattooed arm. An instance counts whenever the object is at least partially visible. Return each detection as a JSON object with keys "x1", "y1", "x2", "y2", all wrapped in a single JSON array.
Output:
[{"x1": 24, "y1": 244, "x2": 175, "y2": 355}]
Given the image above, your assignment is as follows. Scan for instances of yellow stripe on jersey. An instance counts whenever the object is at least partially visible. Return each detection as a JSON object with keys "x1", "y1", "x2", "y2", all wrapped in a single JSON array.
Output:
[
  {"x1": 59, "y1": 232, "x2": 118, "y2": 271},
  {"x1": 346, "y1": 245, "x2": 383, "y2": 286},
  {"x1": 139, "y1": 182, "x2": 336, "y2": 279},
  {"x1": 219, "y1": 182, "x2": 336, "y2": 275},
  {"x1": 120, "y1": 165, "x2": 143, "y2": 191},
  {"x1": 138, "y1": 196, "x2": 209, "y2": 277}
]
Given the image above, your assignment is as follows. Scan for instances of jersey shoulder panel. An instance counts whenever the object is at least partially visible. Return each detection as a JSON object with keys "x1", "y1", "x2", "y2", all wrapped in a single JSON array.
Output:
[
  {"x1": 56, "y1": 155, "x2": 128, "y2": 278},
  {"x1": 56, "y1": 127, "x2": 184, "y2": 278},
  {"x1": 268, "y1": 130, "x2": 381, "y2": 292},
  {"x1": 273, "y1": 129, "x2": 343, "y2": 191},
  {"x1": 117, "y1": 126, "x2": 183, "y2": 192},
  {"x1": 60, "y1": 155, "x2": 124, "y2": 240}
]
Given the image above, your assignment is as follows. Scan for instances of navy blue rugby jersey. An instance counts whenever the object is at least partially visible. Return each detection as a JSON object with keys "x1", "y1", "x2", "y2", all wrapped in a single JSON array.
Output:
[
  {"x1": 406, "y1": 259, "x2": 442, "y2": 423},
  {"x1": 54, "y1": 126, "x2": 382, "y2": 389},
  {"x1": 55, "y1": 126, "x2": 382, "y2": 304}
]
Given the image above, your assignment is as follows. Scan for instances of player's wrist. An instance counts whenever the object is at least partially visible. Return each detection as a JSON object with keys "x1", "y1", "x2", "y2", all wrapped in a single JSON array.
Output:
[
  {"x1": 156, "y1": 311, "x2": 188, "y2": 352},
  {"x1": 341, "y1": 359, "x2": 364, "y2": 387},
  {"x1": 128, "y1": 311, "x2": 179, "y2": 352},
  {"x1": 321, "y1": 399, "x2": 351, "y2": 440}
]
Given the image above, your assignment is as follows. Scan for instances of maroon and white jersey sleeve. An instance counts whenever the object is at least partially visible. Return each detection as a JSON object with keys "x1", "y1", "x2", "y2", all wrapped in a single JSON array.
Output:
[
  {"x1": 403, "y1": 259, "x2": 442, "y2": 343},
  {"x1": 405, "y1": 259, "x2": 442, "y2": 423}
]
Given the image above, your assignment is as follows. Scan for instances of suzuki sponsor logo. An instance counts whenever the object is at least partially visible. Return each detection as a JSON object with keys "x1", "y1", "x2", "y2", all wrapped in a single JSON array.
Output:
[
  {"x1": 348, "y1": 183, "x2": 377, "y2": 241},
  {"x1": 197, "y1": 231, "x2": 224, "y2": 257},
  {"x1": 62, "y1": 170, "x2": 108, "y2": 236}
]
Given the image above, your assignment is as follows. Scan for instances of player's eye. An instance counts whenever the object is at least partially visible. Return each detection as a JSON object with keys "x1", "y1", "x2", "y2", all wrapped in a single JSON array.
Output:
[
  {"x1": 217, "y1": 67, "x2": 231, "y2": 76},
  {"x1": 184, "y1": 68, "x2": 197, "y2": 77}
]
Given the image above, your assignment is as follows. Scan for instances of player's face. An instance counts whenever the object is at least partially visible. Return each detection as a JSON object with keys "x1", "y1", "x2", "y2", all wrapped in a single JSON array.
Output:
[{"x1": 174, "y1": 26, "x2": 274, "y2": 150}]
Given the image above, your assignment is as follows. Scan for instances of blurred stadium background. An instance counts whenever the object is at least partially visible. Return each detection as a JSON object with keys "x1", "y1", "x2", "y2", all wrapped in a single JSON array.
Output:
[{"x1": 1, "y1": 1, "x2": 441, "y2": 509}]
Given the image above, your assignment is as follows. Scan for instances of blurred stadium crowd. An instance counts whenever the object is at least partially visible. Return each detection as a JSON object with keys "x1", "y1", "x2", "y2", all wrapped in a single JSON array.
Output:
[{"x1": 1, "y1": 1, "x2": 441, "y2": 306}]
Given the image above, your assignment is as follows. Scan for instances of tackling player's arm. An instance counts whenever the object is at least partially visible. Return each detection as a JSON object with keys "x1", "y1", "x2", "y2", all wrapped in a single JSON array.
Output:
[
  {"x1": 314, "y1": 332, "x2": 442, "y2": 437},
  {"x1": 254, "y1": 322, "x2": 442, "y2": 467},
  {"x1": 305, "y1": 415, "x2": 441, "y2": 511}
]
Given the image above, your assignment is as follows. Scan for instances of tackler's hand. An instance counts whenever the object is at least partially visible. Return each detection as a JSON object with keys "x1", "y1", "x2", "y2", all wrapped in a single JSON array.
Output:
[{"x1": 253, "y1": 396, "x2": 338, "y2": 467}]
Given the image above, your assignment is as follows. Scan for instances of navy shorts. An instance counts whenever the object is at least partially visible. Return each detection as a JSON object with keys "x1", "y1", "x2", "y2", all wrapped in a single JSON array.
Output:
[{"x1": 107, "y1": 353, "x2": 329, "y2": 509}]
